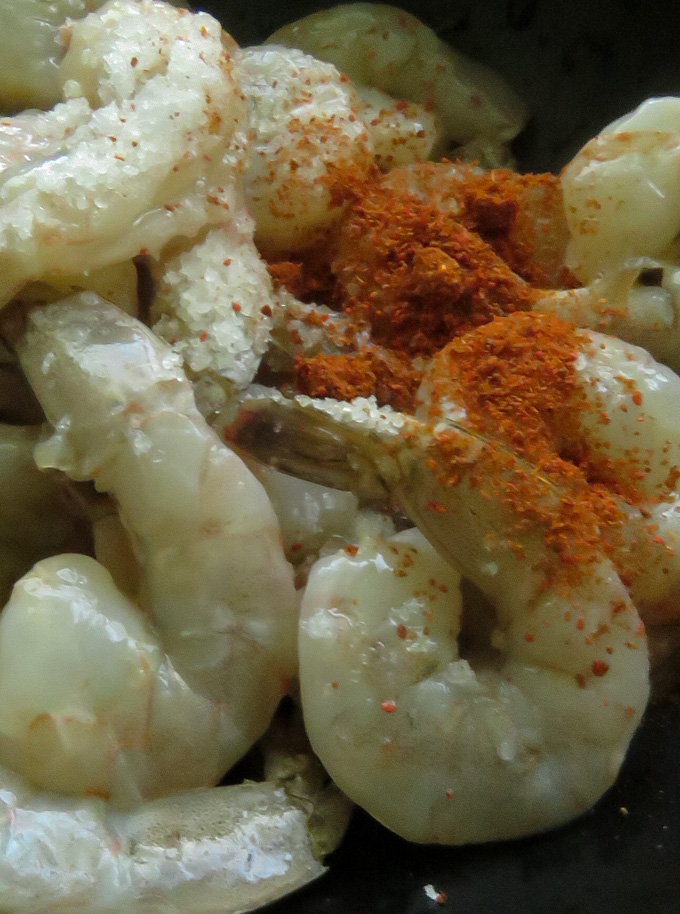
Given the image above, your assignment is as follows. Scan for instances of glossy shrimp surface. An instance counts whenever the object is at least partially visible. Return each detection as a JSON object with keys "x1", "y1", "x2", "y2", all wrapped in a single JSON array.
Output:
[
  {"x1": 0, "y1": 748, "x2": 330, "y2": 914},
  {"x1": 300, "y1": 529, "x2": 646, "y2": 844},
  {"x1": 5, "y1": 293, "x2": 298, "y2": 807},
  {"x1": 562, "y1": 97, "x2": 680, "y2": 284},
  {"x1": 233, "y1": 44, "x2": 374, "y2": 255}
]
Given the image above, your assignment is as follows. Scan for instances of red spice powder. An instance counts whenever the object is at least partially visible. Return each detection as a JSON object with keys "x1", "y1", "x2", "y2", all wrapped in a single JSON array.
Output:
[
  {"x1": 294, "y1": 347, "x2": 422, "y2": 411},
  {"x1": 332, "y1": 182, "x2": 539, "y2": 357},
  {"x1": 419, "y1": 312, "x2": 661, "y2": 583}
]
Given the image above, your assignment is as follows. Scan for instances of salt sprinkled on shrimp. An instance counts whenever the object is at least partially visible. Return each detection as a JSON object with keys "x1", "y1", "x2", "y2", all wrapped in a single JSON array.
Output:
[{"x1": 0, "y1": 0, "x2": 245, "y2": 304}]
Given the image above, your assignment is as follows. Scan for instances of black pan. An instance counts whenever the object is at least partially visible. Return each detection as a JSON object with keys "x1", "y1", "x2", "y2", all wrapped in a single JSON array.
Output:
[{"x1": 200, "y1": 2, "x2": 680, "y2": 910}]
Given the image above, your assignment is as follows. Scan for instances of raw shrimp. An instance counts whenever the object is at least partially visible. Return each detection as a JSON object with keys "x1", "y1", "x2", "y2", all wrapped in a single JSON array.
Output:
[
  {"x1": 346, "y1": 87, "x2": 442, "y2": 170},
  {"x1": 537, "y1": 256, "x2": 680, "y2": 374},
  {"x1": 230, "y1": 389, "x2": 649, "y2": 844},
  {"x1": 151, "y1": 219, "x2": 280, "y2": 390},
  {"x1": 4, "y1": 293, "x2": 298, "y2": 808},
  {"x1": 232, "y1": 44, "x2": 374, "y2": 255},
  {"x1": 325, "y1": 159, "x2": 680, "y2": 374},
  {"x1": 251, "y1": 463, "x2": 360, "y2": 566},
  {"x1": 415, "y1": 312, "x2": 680, "y2": 625},
  {"x1": 267, "y1": 3, "x2": 528, "y2": 158},
  {"x1": 561, "y1": 96, "x2": 680, "y2": 284},
  {"x1": 0, "y1": 0, "x2": 245, "y2": 305},
  {"x1": 0, "y1": 735, "x2": 338, "y2": 913}
]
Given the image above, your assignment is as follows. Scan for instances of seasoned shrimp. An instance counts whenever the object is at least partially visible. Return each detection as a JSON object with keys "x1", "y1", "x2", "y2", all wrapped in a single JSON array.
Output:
[
  {"x1": 267, "y1": 3, "x2": 528, "y2": 159},
  {"x1": 414, "y1": 312, "x2": 680, "y2": 625},
  {"x1": 537, "y1": 256, "x2": 680, "y2": 374},
  {"x1": 230, "y1": 389, "x2": 649, "y2": 844},
  {"x1": 561, "y1": 97, "x2": 680, "y2": 284},
  {"x1": 3, "y1": 293, "x2": 298, "y2": 808},
  {"x1": 0, "y1": 0, "x2": 244, "y2": 305},
  {"x1": 233, "y1": 45, "x2": 374, "y2": 255},
  {"x1": 151, "y1": 219, "x2": 280, "y2": 390},
  {"x1": 328, "y1": 162, "x2": 566, "y2": 359},
  {"x1": 301, "y1": 158, "x2": 680, "y2": 378}
]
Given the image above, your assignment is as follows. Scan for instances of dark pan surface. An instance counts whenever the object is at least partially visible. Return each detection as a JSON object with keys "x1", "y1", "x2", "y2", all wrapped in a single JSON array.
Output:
[{"x1": 200, "y1": 2, "x2": 680, "y2": 911}]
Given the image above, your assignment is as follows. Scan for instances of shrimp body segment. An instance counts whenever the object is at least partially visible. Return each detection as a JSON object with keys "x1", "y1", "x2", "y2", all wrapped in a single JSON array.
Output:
[
  {"x1": 231, "y1": 392, "x2": 650, "y2": 844},
  {"x1": 233, "y1": 45, "x2": 374, "y2": 255},
  {"x1": 0, "y1": 764, "x2": 326, "y2": 914},
  {"x1": 0, "y1": 424, "x2": 90, "y2": 602},
  {"x1": 9, "y1": 294, "x2": 298, "y2": 805},
  {"x1": 562, "y1": 97, "x2": 680, "y2": 283},
  {"x1": 151, "y1": 220, "x2": 280, "y2": 390},
  {"x1": 0, "y1": 0, "x2": 244, "y2": 304},
  {"x1": 0, "y1": 0, "x2": 107, "y2": 110},
  {"x1": 300, "y1": 528, "x2": 646, "y2": 844},
  {"x1": 267, "y1": 3, "x2": 528, "y2": 153}
]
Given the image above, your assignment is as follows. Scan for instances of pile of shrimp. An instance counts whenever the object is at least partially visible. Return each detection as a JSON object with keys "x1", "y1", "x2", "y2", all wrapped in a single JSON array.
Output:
[{"x1": 0, "y1": 0, "x2": 679, "y2": 910}]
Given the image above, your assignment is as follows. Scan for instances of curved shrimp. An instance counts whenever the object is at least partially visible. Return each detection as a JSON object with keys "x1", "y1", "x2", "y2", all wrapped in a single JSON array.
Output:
[
  {"x1": 327, "y1": 161, "x2": 567, "y2": 358},
  {"x1": 232, "y1": 44, "x2": 374, "y2": 255},
  {"x1": 324, "y1": 159, "x2": 680, "y2": 373},
  {"x1": 267, "y1": 3, "x2": 528, "y2": 162},
  {"x1": 229, "y1": 387, "x2": 649, "y2": 844},
  {"x1": 3, "y1": 292, "x2": 298, "y2": 808},
  {"x1": 149, "y1": 42, "x2": 377, "y2": 389},
  {"x1": 416, "y1": 313, "x2": 680, "y2": 625},
  {"x1": 535, "y1": 260, "x2": 680, "y2": 371},
  {"x1": 0, "y1": 730, "x2": 341, "y2": 913},
  {"x1": 561, "y1": 96, "x2": 680, "y2": 284},
  {"x1": 0, "y1": 0, "x2": 245, "y2": 305}
]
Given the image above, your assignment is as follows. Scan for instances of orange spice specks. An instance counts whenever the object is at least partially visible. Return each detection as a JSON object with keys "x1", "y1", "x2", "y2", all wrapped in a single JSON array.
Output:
[
  {"x1": 295, "y1": 347, "x2": 421, "y2": 411},
  {"x1": 257, "y1": 165, "x2": 673, "y2": 595},
  {"x1": 592, "y1": 660, "x2": 610, "y2": 677},
  {"x1": 380, "y1": 699, "x2": 397, "y2": 712},
  {"x1": 333, "y1": 180, "x2": 539, "y2": 357}
]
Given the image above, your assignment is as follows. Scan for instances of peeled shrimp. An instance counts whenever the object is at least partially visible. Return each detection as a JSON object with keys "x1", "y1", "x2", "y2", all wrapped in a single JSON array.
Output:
[
  {"x1": 0, "y1": 0, "x2": 245, "y2": 305},
  {"x1": 230, "y1": 390, "x2": 649, "y2": 844},
  {"x1": 0, "y1": 748, "x2": 332, "y2": 913},
  {"x1": 151, "y1": 219, "x2": 280, "y2": 391},
  {"x1": 414, "y1": 313, "x2": 680, "y2": 625},
  {"x1": 267, "y1": 3, "x2": 528, "y2": 158},
  {"x1": 4, "y1": 293, "x2": 298, "y2": 808},
  {"x1": 561, "y1": 97, "x2": 680, "y2": 284},
  {"x1": 233, "y1": 45, "x2": 374, "y2": 255},
  {"x1": 327, "y1": 158, "x2": 680, "y2": 373},
  {"x1": 537, "y1": 256, "x2": 680, "y2": 374}
]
